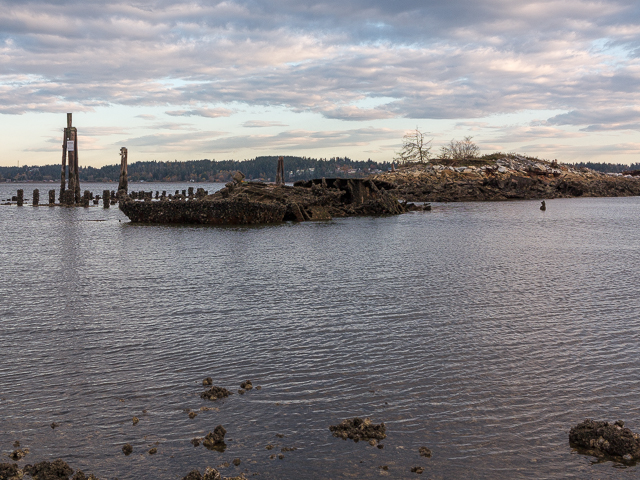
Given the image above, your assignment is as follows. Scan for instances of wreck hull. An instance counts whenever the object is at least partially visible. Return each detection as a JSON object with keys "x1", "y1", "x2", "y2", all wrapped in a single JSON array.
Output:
[{"x1": 119, "y1": 199, "x2": 287, "y2": 225}]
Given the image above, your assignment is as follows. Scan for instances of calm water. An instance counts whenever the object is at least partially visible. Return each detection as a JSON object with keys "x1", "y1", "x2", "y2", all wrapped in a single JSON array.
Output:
[{"x1": 1, "y1": 182, "x2": 640, "y2": 479}]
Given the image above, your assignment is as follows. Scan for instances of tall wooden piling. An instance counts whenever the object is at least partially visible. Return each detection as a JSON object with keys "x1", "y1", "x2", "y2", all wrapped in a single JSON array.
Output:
[
  {"x1": 32, "y1": 189, "x2": 39, "y2": 206},
  {"x1": 276, "y1": 156, "x2": 285, "y2": 185},
  {"x1": 17, "y1": 189, "x2": 24, "y2": 206},
  {"x1": 60, "y1": 113, "x2": 81, "y2": 203},
  {"x1": 48, "y1": 190, "x2": 55, "y2": 206},
  {"x1": 118, "y1": 147, "x2": 128, "y2": 194},
  {"x1": 103, "y1": 190, "x2": 110, "y2": 209}
]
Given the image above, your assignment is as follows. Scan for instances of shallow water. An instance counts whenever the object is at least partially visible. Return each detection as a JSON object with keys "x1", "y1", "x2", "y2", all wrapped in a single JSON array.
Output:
[{"x1": 1, "y1": 183, "x2": 640, "y2": 479}]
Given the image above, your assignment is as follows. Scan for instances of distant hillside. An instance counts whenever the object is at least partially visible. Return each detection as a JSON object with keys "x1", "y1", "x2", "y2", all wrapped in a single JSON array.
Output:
[{"x1": 0, "y1": 156, "x2": 391, "y2": 183}]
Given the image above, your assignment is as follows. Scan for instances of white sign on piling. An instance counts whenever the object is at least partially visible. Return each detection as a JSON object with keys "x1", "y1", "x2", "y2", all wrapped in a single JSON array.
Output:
[{"x1": 67, "y1": 140, "x2": 74, "y2": 152}]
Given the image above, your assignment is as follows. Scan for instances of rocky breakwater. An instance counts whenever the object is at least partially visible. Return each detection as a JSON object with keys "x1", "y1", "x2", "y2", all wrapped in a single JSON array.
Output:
[
  {"x1": 369, "y1": 155, "x2": 640, "y2": 202},
  {"x1": 119, "y1": 175, "x2": 414, "y2": 225}
]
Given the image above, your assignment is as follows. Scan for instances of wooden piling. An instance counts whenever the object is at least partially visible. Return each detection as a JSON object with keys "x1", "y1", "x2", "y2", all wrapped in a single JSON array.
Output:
[
  {"x1": 60, "y1": 127, "x2": 67, "y2": 201},
  {"x1": 32, "y1": 189, "x2": 39, "y2": 206},
  {"x1": 17, "y1": 189, "x2": 24, "y2": 206},
  {"x1": 103, "y1": 190, "x2": 110, "y2": 208},
  {"x1": 83, "y1": 190, "x2": 91, "y2": 207},
  {"x1": 49, "y1": 190, "x2": 55, "y2": 206},
  {"x1": 118, "y1": 147, "x2": 128, "y2": 194},
  {"x1": 276, "y1": 156, "x2": 285, "y2": 185}
]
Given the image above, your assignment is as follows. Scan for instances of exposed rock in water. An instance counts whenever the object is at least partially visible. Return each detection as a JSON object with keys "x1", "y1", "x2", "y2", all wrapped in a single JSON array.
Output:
[
  {"x1": 191, "y1": 438, "x2": 201, "y2": 447},
  {"x1": 119, "y1": 178, "x2": 412, "y2": 225},
  {"x1": 240, "y1": 380, "x2": 252, "y2": 390},
  {"x1": 411, "y1": 466, "x2": 424, "y2": 474},
  {"x1": 329, "y1": 417, "x2": 386, "y2": 442},
  {"x1": 419, "y1": 446, "x2": 432, "y2": 457},
  {"x1": 0, "y1": 463, "x2": 22, "y2": 480},
  {"x1": 122, "y1": 444, "x2": 133, "y2": 456},
  {"x1": 369, "y1": 157, "x2": 640, "y2": 202},
  {"x1": 8, "y1": 448, "x2": 28, "y2": 461},
  {"x1": 203, "y1": 425, "x2": 227, "y2": 451},
  {"x1": 569, "y1": 419, "x2": 640, "y2": 461},
  {"x1": 23, "y1": 459, "x2": 74, "y2": 480},
  {"x1": 181, "y1": 467, "x2": 221, "y2": 480},
  {"x1": 200, "y1": 386, "x2": 233, "y2": 401},
  {"x1": 132, "y1": 417, "x2": 139, "y2": 425},
  {"x1": 203, "y1": 377, "x2": 213, "y2": 386}
]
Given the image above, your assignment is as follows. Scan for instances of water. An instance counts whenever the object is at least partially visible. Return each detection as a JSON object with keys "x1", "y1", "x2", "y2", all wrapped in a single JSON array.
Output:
[{"x1": 1, "y1": 182, "x2": 640, "y2": 479}]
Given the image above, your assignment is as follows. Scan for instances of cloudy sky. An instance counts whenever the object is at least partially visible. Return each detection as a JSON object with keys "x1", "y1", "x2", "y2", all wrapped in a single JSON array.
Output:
[{"x1": 2, "y1": 0, "x2": 640, "y2": 167}]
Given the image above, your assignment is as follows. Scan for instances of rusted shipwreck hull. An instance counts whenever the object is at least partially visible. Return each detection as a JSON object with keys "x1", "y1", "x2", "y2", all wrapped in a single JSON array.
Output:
[{"x1": 119, "y1": 178, "x2": 413, "y2": 225}]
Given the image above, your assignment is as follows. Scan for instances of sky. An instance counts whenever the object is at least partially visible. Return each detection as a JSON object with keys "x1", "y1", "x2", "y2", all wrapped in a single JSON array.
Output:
[{"x1": 2, "y1": 0, "x2": 640, "y2": 167}]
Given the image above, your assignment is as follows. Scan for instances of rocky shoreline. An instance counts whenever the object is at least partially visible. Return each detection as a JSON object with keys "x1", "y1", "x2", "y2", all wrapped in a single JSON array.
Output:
[{"x1": 369, "y1": 155, "x2": 640, "y2": 202}]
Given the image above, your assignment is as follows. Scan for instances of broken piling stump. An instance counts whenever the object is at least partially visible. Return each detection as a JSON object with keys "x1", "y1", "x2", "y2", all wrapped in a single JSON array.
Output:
[
  {"x1": 48, "y1": 190, "x2": 55, "y2": 206},
  {"x1": 17, "y1": 189, "x2": 23, "y2": 206},
  {"x1": 32, "y1": 189, "x2": 39, "y2": 206},
  {"x1": 103, "y1": 190, "x2": 110, "y2": 209}
]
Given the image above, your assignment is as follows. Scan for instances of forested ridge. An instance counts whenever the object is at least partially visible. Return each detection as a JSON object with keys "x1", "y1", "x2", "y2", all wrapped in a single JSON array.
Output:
[{"x1": 0, "y1": 156, "x2": 389, "y2": 183}]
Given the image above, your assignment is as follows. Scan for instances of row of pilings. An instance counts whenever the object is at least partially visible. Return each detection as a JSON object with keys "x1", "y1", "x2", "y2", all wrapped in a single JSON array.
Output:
[{"x1": 9, "y1": 188, "x2": 117, "y2": 208}]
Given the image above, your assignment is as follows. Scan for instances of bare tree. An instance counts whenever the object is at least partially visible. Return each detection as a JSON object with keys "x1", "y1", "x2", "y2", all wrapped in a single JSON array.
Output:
[
  {"x1": 395, "y1": 128, "x2": 432, "y2": 164},
  {"x1": 440, "y1": 136, "x2": 480, "y2": 160}
]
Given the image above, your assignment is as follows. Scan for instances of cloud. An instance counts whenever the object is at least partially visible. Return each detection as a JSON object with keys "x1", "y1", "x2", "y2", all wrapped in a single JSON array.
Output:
[
  {"x1": 243, "y1": 120, "x2": 289, "y2": 128},
  {"x1": 165, "y1": 108, "x2": 234, "y2": 118}
]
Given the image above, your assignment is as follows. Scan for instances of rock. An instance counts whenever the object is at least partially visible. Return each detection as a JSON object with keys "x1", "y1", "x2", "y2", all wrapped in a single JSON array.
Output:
[
  {"x1": 265, "y1": 444, "x2": 274, "y2": 450},
  {"x1": 329, "y1": 417, "x2": 386, "y2": 442},
  {"x1": 238, "y1": 389, "x2": 245, "y2": 395},
  {"x1": 8, "y1": 448, "x2": 28, "y2": 461},
  {"x1": 232, "y1": 458, "x2": 241, "y2": 466},
  {"x1": 411, "y1": 466, "x2": 424, "y2": 474},
  {"x1": 419, "y1": 446, "x2": 432, "y2": 457},
  {"x1": 132, "y1": 417, "x2": 139, "y2": 425},
  {"x1": 255, "y1": 386, "x2": 262, "y2": 391},
  {"x1": 232, "y1": 171, "x2": 245, "y2": 184},
  {"x1": 368, "y1": 439, "x2": 377, "y2": 446},
  {"x1": 200, "y1": 386, "x2": 233, "y2": 401},
  {"x1": 281, "y1": 447, "x2": 297, "y2": 452},
  {"x1": 12, "y1": 441, "x2": 19, "y2": 448},
  {"x1": 203, "y1": 425, "x2": 227, "y2": 451},
  {"x1": 240, "y1": 380, "x2": 252, "y2": 390},
  {"x1": 23, "y1": 459, "x2": 73, "y2": 480},
  {"x1": 182, "y1": 468, "x2": 221, "y2": 480},
  {"x1": 0, "y1": 463, "x2": 22, "y2": 480},
  {"x1": 569, "y1": 419, "x2": 640, "y2": 460},
  {"x1": 278, "y1": 454, "x2": 284, "y2": 460},
  {"x1": 50, "y1": 423, "x2": 59, "y2": 429},
  {"x1": 188, "y1": 412, "x2": 197, "y2": 419},
  {"x1": 148, "y1": 448, "x2": 157, "y2": 455},
  {"x1": 122, "y1": 444, "x2": 133, "y2": 456},
  {"x1": 203, "y1": 377, "x2": 213, "y2": 386},
  {"x1": 191, "y1": 438, "x2": 201, "y2": 447}
]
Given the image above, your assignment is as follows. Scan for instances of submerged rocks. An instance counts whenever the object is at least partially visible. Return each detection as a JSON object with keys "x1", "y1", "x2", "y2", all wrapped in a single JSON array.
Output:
[
  {"x1": 203, "y1": 425, "x2": 227, "y2": 451},
  {"x1": 329, "y1": 417, "x2": 386, "y2": 442},
  {"x1": 240, "y1": 380, "x2": 252, "y2": 390},
  {"x1": 419, "y1": 446, "x2": 432, "y2": 457},
  {"x1": 23, "y1": 459, "x2": 73, "y2": 480},
  {"x1": 200, "y1": 386, "x2": 233, "y2": 401},
  {"x1": 569, "y1": 419, "x2": 640, "y2": 461},
  {"x1": 181, "y1": 467, "x2": 221, "y2": 480},
  {"x1": 0, "y1": 463, "x2": 22, "y2": 480},
  {"x1": 122, "y1": 444, "x2": 133, "y2": 456},
  {"x1": 8, "y1": 448, "x2": 28, "y2": 461}
]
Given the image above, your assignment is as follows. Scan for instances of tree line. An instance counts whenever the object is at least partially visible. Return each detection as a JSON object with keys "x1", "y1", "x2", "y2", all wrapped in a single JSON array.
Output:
[{"x1": 0, "y1": 156, "x2": 391, "y2": 183}]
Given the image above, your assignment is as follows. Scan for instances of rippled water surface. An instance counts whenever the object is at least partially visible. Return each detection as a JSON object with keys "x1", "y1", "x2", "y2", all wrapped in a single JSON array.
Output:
[{"x1": 2, "y1": 183, "x2": 640, "y2": 479}]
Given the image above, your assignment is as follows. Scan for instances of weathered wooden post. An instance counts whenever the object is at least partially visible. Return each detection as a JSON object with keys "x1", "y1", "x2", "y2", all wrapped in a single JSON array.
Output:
[
  {"x1": 118, "y1": 147, "x2": 128, "y2": 194},
  {"x1": 103, "y1": 189, "x2": 110, "y2": 208},
  {"x1": 188, "y1": 186, "x2": 194, "y2": 199},
  {"x1": 276, "y1": 156, "x2": 285, "y2": 185},
  {"x1": 60, "y1": 113, "x2": 81, "y2": 203},
  {"x1": 16, "y1": 189, "x2": 23, "y2": 206},
  {"x1": 32, "y1": 189, "x2": 39, "y2": 206},
  {"x1": 83, "y1": 190, "x2": 91, "y2": 207},
  {"x1": 60, "y1": 127, "x2": 67, "y2": 201},
  {"x1": 48, "y1": 190, "x2": 55, "y2": 206}
]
